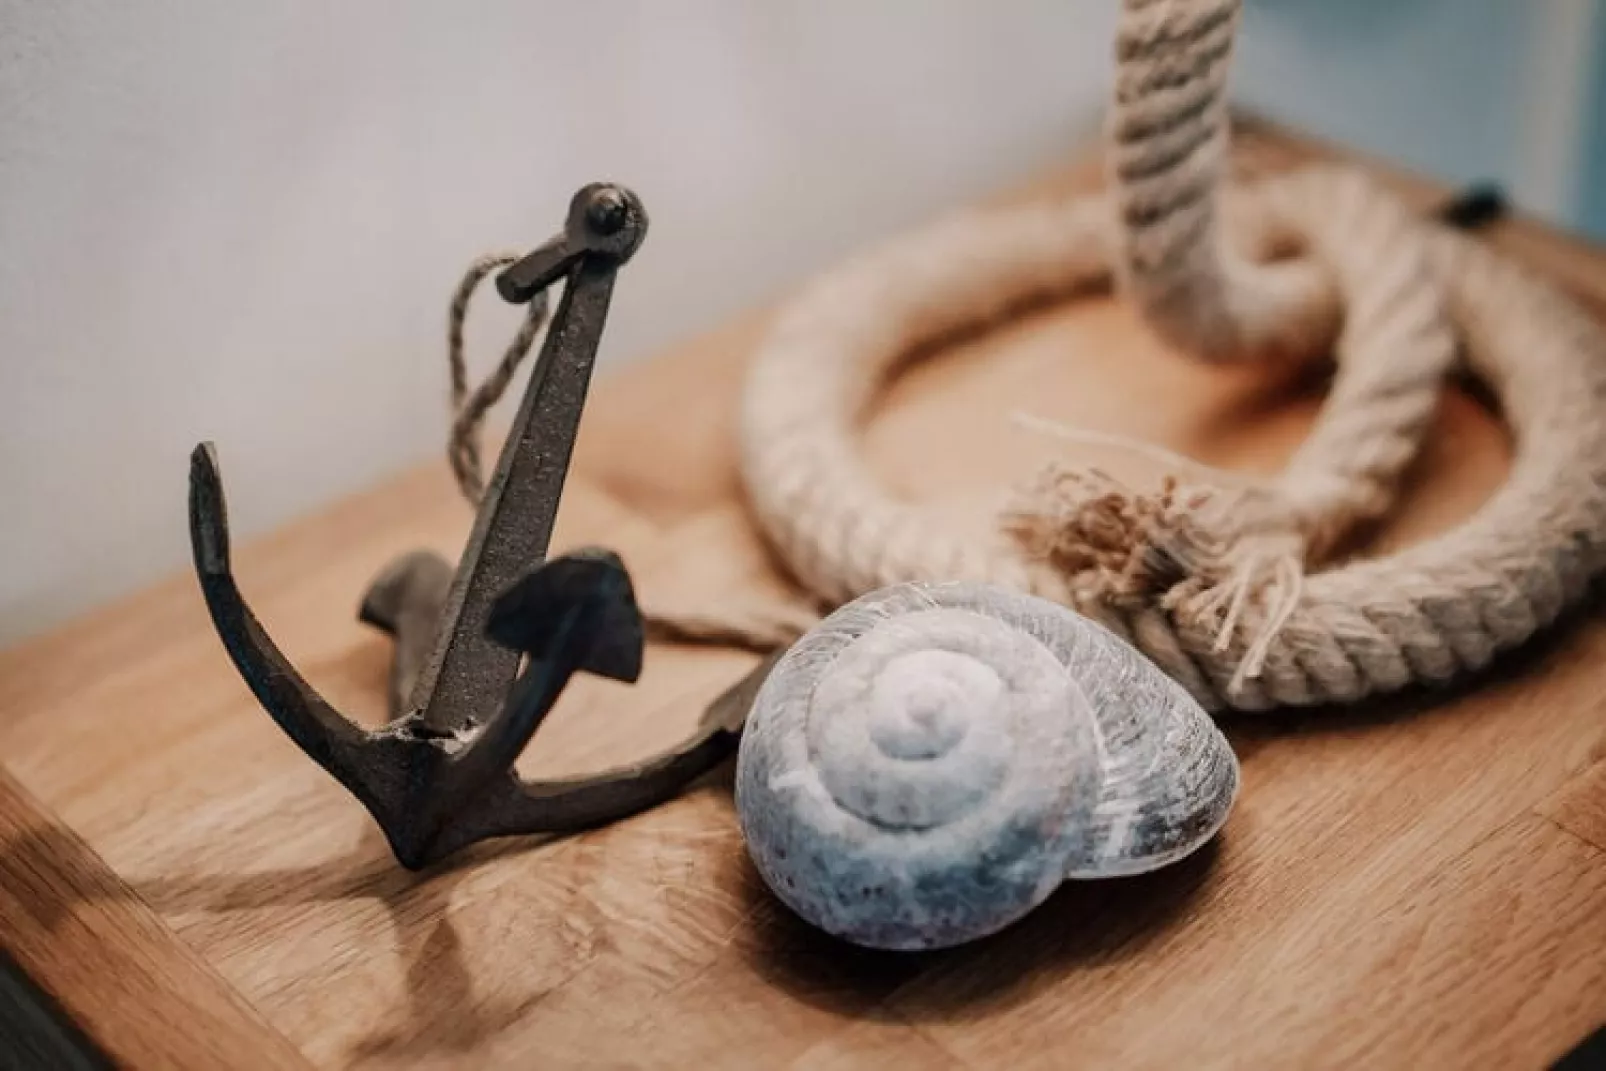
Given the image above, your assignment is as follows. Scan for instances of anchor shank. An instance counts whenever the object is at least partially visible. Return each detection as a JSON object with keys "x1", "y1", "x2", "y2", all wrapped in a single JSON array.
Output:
[{"x1": 409, "y1": 255, "x2": 620, "y2": 733}]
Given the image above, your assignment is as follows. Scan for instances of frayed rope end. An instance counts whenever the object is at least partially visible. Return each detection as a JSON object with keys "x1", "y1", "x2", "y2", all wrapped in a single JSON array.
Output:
[{"x1": 1000, "y1": 457, "x2": 1306, "y2": 694}]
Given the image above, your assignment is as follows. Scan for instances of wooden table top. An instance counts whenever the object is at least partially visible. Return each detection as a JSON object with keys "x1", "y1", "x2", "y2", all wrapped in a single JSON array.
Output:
[{"x1": 3, "y1": 120, "x2": 1604, "y2": 1069}]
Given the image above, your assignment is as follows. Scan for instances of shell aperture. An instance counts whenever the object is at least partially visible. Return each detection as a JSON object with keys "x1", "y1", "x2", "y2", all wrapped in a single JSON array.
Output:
[{"x1": 734, "y1": 581, "x2": 1239, "y2": 950}]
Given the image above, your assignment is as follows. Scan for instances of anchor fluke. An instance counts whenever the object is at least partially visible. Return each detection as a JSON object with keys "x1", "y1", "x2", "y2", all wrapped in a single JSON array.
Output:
[{"x1": 487, "y1": 548, "x2": 645, "y2": 684}]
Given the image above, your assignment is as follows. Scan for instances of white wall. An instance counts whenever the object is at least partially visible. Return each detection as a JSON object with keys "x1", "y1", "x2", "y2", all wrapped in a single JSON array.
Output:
[{"x1": 0, "y1": 0, "x2": 1596, "y2": 644}]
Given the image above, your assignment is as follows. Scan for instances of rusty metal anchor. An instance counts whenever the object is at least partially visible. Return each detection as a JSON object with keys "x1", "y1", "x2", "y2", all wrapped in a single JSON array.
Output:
[{"x1": 188, "y1": 183, "x2": 745, "y2": 869}]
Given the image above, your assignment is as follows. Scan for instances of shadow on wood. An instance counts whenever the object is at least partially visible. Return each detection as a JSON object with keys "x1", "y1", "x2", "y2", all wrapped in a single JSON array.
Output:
[{"x1": 732, "y1": 835, "x2": 1222, "y2": 1023}]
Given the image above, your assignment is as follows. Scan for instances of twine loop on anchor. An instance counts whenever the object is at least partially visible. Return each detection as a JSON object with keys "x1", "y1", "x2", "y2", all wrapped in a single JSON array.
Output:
[{"x1": 445, "y1": 252, "x2": 549, "y2": 504}]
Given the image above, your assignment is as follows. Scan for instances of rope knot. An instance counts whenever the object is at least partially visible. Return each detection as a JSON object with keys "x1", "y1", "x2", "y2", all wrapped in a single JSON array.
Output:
[{"x1": 1001, "y1": 463, "x2": 1307, "y2": 692}]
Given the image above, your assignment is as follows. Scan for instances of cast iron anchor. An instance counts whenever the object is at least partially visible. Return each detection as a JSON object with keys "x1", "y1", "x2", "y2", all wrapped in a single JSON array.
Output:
[{"x1": 188, "y1": 183, "x2": 745, "y2": 869}]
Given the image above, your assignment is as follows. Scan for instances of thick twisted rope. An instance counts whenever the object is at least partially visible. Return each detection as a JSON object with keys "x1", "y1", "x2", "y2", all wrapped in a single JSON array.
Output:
[
  {"x1": 441, "y1": 0, "x2": 1606, "y2": 712},
  {"x1": 716, "y1": 0, "x2": 1606, "y2": 711}
]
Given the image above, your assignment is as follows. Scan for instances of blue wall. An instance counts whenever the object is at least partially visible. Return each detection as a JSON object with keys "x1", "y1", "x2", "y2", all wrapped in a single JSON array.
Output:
[
  {"x1": 1577, "y1": 9, "x2": 1606, "y2": 238},
  {"x1": 1235, "y1": 0, "x2": 1595, "y2": 234}
]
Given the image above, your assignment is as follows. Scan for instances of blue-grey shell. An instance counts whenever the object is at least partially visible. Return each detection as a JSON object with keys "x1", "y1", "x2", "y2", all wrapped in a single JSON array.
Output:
[{"x1": 734, "y1": 581, "x2": 1238, "y2": 950}]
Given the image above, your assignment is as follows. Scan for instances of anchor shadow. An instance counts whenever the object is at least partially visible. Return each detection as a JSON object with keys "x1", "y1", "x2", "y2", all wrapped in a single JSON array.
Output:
[
  {"x1": 0, "y1": 807, "x2": 569, "y2": 1064},
  {"x1": 151, "y1": 830, "x2": 582, "y2": 1065}
]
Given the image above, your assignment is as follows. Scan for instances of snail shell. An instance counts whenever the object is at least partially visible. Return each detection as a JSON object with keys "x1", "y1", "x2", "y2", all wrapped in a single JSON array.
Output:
[{"x1": 734, "y1": 581, "x2": 1239, "y2": 950}]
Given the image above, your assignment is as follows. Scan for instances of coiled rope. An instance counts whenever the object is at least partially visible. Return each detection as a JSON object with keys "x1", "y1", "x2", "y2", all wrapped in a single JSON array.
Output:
[{"x1": 450, "y1": 0, "x2": 1606, "y2": 712}]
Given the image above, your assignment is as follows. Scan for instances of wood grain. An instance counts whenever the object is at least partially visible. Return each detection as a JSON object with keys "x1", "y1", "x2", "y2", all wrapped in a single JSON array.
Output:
[
  {"x1": 1540, "y1": 756, "x2": 1606, "y2": 853},
  {"x1": 2, "y1": 119, "x2": 1605, "y2": 1068},
  {"x1": 0, "y1": 768, "x2": 309, "y2": 1068}
]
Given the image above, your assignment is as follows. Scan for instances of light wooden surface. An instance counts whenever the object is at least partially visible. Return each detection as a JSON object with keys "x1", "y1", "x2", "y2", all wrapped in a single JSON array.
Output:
[
  {"x1": 3, "y1": 121, "x2": 1605, "y2": 1069},
  {"x1": 0, "y1": 767, "x2": 309, "y2": 1068}
]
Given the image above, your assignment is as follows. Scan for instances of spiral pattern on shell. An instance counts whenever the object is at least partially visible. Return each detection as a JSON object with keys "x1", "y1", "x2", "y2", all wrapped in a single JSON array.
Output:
[{"x1": 735, "y1": 581, "x2": 1239, "y2": 950}]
